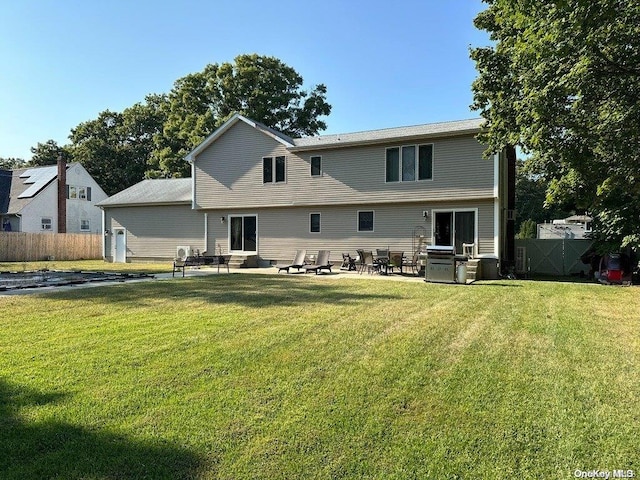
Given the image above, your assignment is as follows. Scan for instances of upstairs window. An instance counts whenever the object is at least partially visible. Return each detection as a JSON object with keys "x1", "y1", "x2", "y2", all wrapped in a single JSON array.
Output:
[
  {"x1": 310, "y1": 156, "x2": 322, "y2": 176},
  {"x1": 263, "y1": 156, "x2": 286, "y2": 183},
  {"x1": 41, "y1": 218, "x2": 52, "y2": 230},
  {"x1": 386, "y1": 144, "x2": 433, "y2": 182},
  {"x1": 310, "y1": 213, "x2": 321, "y2": 233}
]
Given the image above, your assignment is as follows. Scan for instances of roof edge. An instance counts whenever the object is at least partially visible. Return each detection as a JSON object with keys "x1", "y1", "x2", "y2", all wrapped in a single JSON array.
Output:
[{"x1": 185, "y1": 113, "x2": 295, "y2": 163}]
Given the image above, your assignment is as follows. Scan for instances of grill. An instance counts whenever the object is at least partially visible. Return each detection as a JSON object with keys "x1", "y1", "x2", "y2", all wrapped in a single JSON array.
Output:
[{"x1": 425, "y1": 245, "x2": 456, "y2": 283}]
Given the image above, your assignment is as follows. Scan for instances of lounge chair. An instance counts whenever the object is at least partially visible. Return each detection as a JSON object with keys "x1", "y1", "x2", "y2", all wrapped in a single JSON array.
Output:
[
  {"x1": 276, "y1": 250, "x2": 307, "y2": 273},
  {"x1": 302, "y1": 250, "x2": 333, "y2": 274}
]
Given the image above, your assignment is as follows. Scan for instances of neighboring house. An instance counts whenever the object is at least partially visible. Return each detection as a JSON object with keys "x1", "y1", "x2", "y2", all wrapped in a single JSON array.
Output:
[
  {"x1": 537, "y1": 215, "x2": 593, "y2": 240},
  {"x1": 0, "y1": 161, "x2": 108, "y2": 234},
  {"x1": 100, "y1": 114, "x2": 515, "y2": 274}
]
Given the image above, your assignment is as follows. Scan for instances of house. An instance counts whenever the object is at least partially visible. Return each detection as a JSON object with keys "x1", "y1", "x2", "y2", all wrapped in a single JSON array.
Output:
[
  {"x1": 0, "y1": 160, "x2": 108, "y2": 234},
  {"x1": 537, "y1": 215, "x2": 593, "y2": 240},
  {"x1": 99, "y1": 114, "x2": 515, "y2": 276}
]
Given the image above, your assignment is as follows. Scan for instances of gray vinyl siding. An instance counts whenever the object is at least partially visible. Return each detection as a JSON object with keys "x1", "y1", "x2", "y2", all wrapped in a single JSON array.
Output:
[
  {"x1": 193, "y1": 122, "x2": 495, "y2": 210},
  {"x1": 205, "y1": 199, "x2": 495, "y2": 265},
  {"x1": 104, "y1": 204, "x2": 204, "y2": 260}
]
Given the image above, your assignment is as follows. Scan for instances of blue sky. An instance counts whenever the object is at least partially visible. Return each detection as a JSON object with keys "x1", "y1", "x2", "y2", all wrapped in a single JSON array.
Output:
[{"x1": 0, "y1": 0, "x2": 490, "y2": 160}]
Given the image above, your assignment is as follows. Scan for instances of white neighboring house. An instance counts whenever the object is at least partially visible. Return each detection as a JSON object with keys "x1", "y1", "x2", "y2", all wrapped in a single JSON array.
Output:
[
  {"x1": 0, "y1": 162, "x2": 108, "y2": 234},
  {"x1": 537, "y1": 215, "x2": 593, "y2": 239}
]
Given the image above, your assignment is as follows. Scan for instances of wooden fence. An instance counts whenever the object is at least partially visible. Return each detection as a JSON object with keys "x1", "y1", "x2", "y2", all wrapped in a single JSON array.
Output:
[{"x1": 0, "y1": 232, "x2": 102, "y2": 262}]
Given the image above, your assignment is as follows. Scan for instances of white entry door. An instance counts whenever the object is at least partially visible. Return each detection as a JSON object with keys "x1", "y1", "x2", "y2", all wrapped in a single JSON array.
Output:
[{"x1": 114, "y1": 229, "x2": 126, "y2": 263}]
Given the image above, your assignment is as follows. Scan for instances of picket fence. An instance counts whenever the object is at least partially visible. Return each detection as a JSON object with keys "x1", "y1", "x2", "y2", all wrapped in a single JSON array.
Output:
[{"x1": 0, "y1": 232, "x2": 102, "y2": 262}]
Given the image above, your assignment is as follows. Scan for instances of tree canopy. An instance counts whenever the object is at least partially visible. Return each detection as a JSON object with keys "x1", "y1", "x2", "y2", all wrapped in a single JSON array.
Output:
[{"x1": 471, "y1": 0, "x2": 640, "y2": 250}]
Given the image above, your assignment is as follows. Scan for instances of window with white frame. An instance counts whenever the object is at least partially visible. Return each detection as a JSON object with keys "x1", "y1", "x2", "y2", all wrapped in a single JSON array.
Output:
[
  {"x1": 310, "y1": 213, "x2": 321, "y2": 233},
  {"x1": 386, "y1": 144, "x2": 433, "y2": 182},
  {"x1": 263, "y1": 156, "x2": 286, "y2": 183},
  {"x1": 357, "y1": 210, "x2": 374, "y2": 232},
  {"x1": 310, "y1": 156, "x2": 322, "y2": 176},
  {"x1": 80, "y1": 219, "x2": 90, "y2": 231},
  {"x1": 67, "y1": 185, "x2": 92, "y2": 201},
  {"x1": 41, "y1": 218, "x2": 52, "y2": 230}
]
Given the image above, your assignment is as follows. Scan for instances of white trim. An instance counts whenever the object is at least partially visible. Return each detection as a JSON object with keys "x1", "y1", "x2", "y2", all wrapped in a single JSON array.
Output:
[
  {"x1": 113, "y1": 228, "x2": 127, "y2": 263},
  {"x1": 228, "y1": 214, "x2": 258, "y2": 254},
  {"x1": 310, "y1": 155, "x2": 322, "y2": 177},
  {"x1": 430, "y1": 208, "x2": 479, "y2": 256},
  {"x1": 357, "y1": 210, "x2": 375, "y2": 233},
  {"x1": 385, "y1": 143, "x2": 435, "y2": 183},
  {"x1": 262, "y1": 156, "x2": 287, "y2": 184},
  {"x1": 493, "y1": 152, "x2": 500, "y2": 197},
  {"x1": 191, "y1": 163, "x2": 196, "y2": 209},
  {"x1": 185, "y1": 113, "x2": 295, "y2": 162},
  {"x1": 494, "y1": 199, "x2": 500, "y2": 258},
  {"x1": 204, "y1": 213, "x2": 209, "y2": 254},
  {"x1": 309, "y1": 212, "x2": 321, "y2": 233}
]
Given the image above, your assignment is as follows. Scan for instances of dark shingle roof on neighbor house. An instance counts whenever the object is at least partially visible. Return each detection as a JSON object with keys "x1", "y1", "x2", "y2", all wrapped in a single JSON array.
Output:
[{"x1": 97, "y1": 178, "x2": 192, "y2": 207}]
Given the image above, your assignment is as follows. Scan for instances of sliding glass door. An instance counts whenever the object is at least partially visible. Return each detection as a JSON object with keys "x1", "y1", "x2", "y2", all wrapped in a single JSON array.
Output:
[
  {"x1": 229, "y1": 215, "x2": 257, "y2": 253},
  {"x1": 434, "y1": 210, "x2": 476, "y2": 254}
]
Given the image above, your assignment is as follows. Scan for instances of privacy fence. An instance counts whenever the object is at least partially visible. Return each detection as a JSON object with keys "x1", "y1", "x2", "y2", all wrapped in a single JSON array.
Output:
[
  {"x1": 515, "y1": 238, "x2": 593, "y2": 276},
  {"x1": 0, "y1": 232, "x2": 102, "y2": 262}
]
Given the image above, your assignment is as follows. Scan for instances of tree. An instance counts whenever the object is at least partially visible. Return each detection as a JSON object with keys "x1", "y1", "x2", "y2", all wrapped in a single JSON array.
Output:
[
  {"x1": 0, "y1": 157, "x2": 27, "y2": 169},
  {"x1": 471, "y1": 0, "x2": 640, "y2": 250},
  {"x1": 516, "y1": 219, "x2": 537, "y2": 239},
  {"x1": 148, "y1": 54, "x2": 331, "y2": 178},
  {"x1": 70, "y1": 95, "x2": 167, "y2": 195},
  {"x1": 29, "y1": 140, "x2": 72, "y2": 166}
]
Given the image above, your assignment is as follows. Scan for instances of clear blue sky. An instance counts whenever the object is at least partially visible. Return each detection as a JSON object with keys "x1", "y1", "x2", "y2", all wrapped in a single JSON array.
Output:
[{"x1": 0, "y1": 0, "x2": 490, "y2": 160}]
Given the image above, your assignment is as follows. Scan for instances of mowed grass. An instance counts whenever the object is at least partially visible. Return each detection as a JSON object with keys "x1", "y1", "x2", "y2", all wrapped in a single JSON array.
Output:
[{"x1": 1, "y1": 273, "x2": 639, "y2": 479}]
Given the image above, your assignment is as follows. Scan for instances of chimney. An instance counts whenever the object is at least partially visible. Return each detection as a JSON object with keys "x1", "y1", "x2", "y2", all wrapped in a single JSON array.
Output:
[{"x1": 57, "y1": 156, "x2": 67, "y2": 233}]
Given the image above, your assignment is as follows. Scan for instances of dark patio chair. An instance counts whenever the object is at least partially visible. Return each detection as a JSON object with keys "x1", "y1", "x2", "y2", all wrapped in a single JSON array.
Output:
[
  {"x1": 340, "y1": 252, "x2": 356, "y2": 271},
  {"x1": 276, "y1": 249, "x2": 307, "y2": 273},
  {"x1": 302, "y1": 250, "x2": 333, "y2": 274}
]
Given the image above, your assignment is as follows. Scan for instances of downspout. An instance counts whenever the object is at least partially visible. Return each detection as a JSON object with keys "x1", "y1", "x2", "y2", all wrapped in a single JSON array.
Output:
[{"x1": 204, "y1": 212, "x2": 208, "y2": 254}]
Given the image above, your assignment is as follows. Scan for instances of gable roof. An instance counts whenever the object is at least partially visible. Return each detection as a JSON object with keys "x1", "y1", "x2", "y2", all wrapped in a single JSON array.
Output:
[
  {"x1": 184, "y1": 114, "x2": 484, "y2": 162},
  {"x1": 97, "y1": 178, "x2": 192, "y2": 207},
  {"x1": 0, "y1": 163, "x2": 74, "y2": 215},
  {"x1": 185, "y1": 113, "x2": 295, "y2": 162}
]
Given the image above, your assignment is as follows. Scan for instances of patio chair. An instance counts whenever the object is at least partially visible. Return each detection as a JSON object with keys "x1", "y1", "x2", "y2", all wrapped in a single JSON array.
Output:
[
  {"x1": 302, "y1": 250, "x2": 333, "y2": 274},
  {"x1": 276, "y1": 249, "x2": 307, "y2": 273},
  {"x1": 403, "y1": 253, "x2": 420, "y2": 276},
  {"x1": 340, "y1": 252, "x2": 356, "y2": 271},
  {"x1": 359, "y1": 250, "x2": 379, "y2": 274},
  {"x1": 388, "y1": 251, "x2": 404, "y2": 274}
]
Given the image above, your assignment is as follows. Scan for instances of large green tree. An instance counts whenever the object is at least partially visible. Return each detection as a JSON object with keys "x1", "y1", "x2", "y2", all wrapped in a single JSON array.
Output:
[
  {"x1": 471, "y1": 0, "x2": 640, "y2": 250},
  {"x1": 70, "y1": 95, "x2": 167, "y2": 195},
  {"x1": 148, "y1": 54, "x2": 331, "y2": 177}
]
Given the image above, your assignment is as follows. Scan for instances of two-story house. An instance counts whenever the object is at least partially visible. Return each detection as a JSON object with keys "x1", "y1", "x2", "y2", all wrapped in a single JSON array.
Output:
[
  {"x1": 99, "y1": 114, "x2": 515, "y2": 275},
  {"x1": 0, "y1": 161, "x2": 108, "y2": 234}
]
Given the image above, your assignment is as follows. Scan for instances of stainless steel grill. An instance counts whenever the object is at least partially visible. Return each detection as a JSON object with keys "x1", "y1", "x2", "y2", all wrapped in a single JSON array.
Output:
[{"x1": 425, "y1": 245, "x2": 456, "y2": 283}]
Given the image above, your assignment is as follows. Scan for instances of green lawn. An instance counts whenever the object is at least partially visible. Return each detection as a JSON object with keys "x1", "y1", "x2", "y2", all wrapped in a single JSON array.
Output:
[{"x1": 1, "y1": 273, "x2": 638, "y2": 479}]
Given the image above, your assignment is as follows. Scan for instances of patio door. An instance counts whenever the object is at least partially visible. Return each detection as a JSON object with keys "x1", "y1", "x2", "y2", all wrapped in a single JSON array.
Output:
[
  {"x1": 434, "y1": 210, "x2": 476, "y2": 254},
  {"x1": 229, "y1": 215, "x2": 257, "y2": 253}
]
